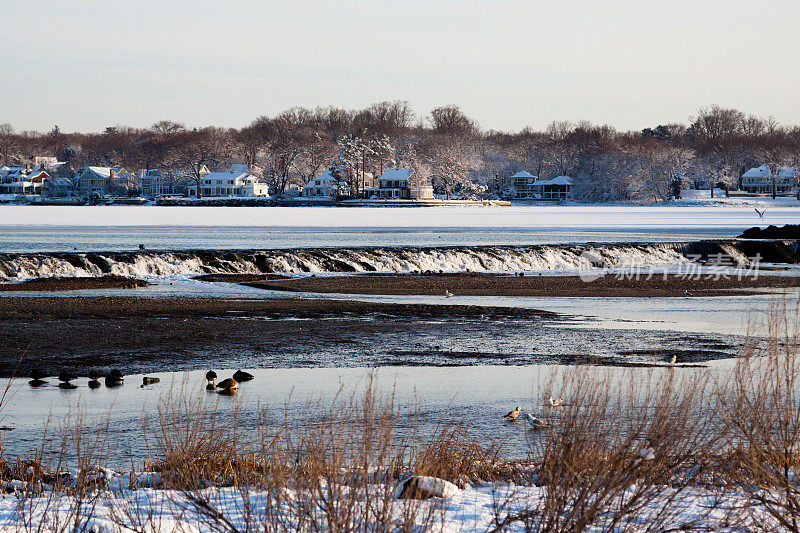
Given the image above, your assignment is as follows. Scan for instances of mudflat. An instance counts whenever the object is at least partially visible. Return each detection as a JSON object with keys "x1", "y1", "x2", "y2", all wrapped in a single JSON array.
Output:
[{"x1": 243, "y1": 272, "x2": 800, "y2": 297}]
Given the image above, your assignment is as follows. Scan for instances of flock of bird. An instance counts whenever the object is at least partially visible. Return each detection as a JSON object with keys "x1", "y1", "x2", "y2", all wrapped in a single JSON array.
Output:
[
  {"x1": 205, "y1": 369, "x2": 254, "y2": 395},
  {"x1": 27, "y1": 368, "x2": 255, "y2": 393},
  {"x1": 28, "y1": 368, "x2": 126, "y2": 389},
  {"x1": 503, "y1": 396, "x2": 563, "y2": 430}
]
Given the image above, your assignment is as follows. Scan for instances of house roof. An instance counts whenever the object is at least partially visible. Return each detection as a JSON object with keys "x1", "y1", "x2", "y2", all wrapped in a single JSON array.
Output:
[
  {"x1": 742, "y1": 164, "x2": 772, "y2": 178},
  {"x1": 202, "y1": 171, "x2": 251, "y2": 180},
  {"x1": 778, "y1": 166, "x2": 797, "y2": 178},
  {"x1": 303, "y1": 170, "x2": 340, "y2": 189},
  {"x1": 84, "y1": 166, "x2": 123, "y2": 178},
  {"x1": 378, "y1": 168, "x2": 414, "y2": 181},
  {"x1": 510, "y1": 171, "x2": 535, "y2": 179},
  {"x1": 533, "y1": 176, "x2": 573, "y2": 186}
]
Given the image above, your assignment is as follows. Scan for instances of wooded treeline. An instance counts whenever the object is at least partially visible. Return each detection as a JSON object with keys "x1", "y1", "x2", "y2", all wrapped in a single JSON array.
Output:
[{"x1": 1, "y1": 102, "x2": 799, "y2": 201}]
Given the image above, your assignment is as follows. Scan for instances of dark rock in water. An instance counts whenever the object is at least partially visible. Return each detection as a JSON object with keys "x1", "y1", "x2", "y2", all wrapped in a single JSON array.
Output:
[
  {"x1": 141, "y1": 377, "x2": 160, "y2": 386},
  {"x1": 232, "y1": 370, "x2": 254, "y2": 382},
  {"x1": 29, "y1": 369, "x2": 46, "y2": 381},
  {"x1": 739, "y1": 224, "x2": 800, "y2": 239},
  {"x1": 88, "y1": 379, "x2": 101, "y2": 389},
  {"x1": 58, "y1": 382, "x2": 78, "y2": 390},
  {"x1": 28, "y1": 379, "x2": 47, "y2": 387},
  {"x1": 88, "y1": 369, "x2": 105, "y2": 380},
  {"x1": 58, "y1": 370, "x2": 78, "y2": 382}
]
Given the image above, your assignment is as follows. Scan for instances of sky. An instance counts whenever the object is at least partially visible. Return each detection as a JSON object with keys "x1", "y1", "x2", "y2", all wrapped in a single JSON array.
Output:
[{"x1": 2, "y1": 0, "x2": 799, "y2": 134}]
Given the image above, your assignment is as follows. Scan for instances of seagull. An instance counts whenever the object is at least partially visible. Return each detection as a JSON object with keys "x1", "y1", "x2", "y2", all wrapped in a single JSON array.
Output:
[
  {"x1": 548, "y1": 396, "x2": 563, "y2": 408},
  {"x1": 503, "y1": 406, "x2": 521, "y2": 421},
  {"x1": 669, "y1": 355, "x2": 677, "y2": 365},
  {"x1": 754, "y1": 208, "x2": 767, "y2": 219},
  {"x1": 634, "y1": 447, "x2": 656, "y2": 467},
  {"x1": 444, "y1": 290, "x2": 454, "y2": 298},
  {"x1": 526, "y1": 413, "x2": 549, "y2": 430},
  {"x1": 683, "y1": 290, "x2": 693, "y2": 297}
]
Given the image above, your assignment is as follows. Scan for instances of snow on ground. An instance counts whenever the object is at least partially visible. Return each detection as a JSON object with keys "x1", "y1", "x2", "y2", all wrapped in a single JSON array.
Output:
[
  {"x1": 0, "y1": 204, "x2": 796, "y2": 232},
  {"x1": 0, "y1": 481, "x2": 769, "y2": 531}
]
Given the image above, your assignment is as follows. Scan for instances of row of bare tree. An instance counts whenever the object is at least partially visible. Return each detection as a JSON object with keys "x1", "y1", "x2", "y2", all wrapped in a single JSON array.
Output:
[{"x1": 1, "y1": 103, "x2": 799, "y2": 201}]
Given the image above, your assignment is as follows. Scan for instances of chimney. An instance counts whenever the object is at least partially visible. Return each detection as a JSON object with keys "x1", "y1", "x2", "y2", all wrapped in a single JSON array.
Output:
[
  {"x1": 109, "y1": 169, "x2": 115, "y2": 180},
  {"x1": 25, "y1": 163, "x2": 31, "y2": 172}
]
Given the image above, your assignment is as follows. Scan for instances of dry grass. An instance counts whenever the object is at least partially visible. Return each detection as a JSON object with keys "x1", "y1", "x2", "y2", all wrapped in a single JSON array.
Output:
[{"x1": 3, "y1": 302, "x2": 800, "y2": 530}]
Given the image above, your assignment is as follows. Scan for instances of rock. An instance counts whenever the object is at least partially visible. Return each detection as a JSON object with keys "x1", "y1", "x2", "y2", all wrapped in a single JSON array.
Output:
[
  {"x1": 738, "y1": 224, "x2": 800, "y2": 239},
  {"x1": 29, "y1": 369, "x2": 46, "y2": 380},
  {"x1": 28, "y1": 379, "x2": 47, "y2": 387},
  {"x1": 396, "y1": 476, "x2": 462, "y2": 500},
  {"x1": 142, "y1": 377, "x2": 160, "y2": 386},
  {"x1": 58, "y1": 382, "x2": 78, "y2": 390}
]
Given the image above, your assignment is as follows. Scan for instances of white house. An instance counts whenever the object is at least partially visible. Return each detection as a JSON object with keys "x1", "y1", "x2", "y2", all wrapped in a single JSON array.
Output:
[
  {"x1": 0, "y1": 164, "x2": 49, "y2": 195},
  {"x1": 302, "y1": 170, "x2": 341, "y2": 198},
  {"x1": 186, "y1": 169, "x2": 269, "y2": 197},
  {"x1": 741, "y1": 164, "x2": 796, "y2": 195}
]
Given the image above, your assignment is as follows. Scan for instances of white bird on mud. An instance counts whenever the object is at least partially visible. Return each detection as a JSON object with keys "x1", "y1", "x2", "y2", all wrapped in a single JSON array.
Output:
[
  {"x1": 444, "y1": 290, "x2": 454, "y2": 298},
  {"x1": 503, "y1": 406, "x2": 521, "y2": 421},
  {"x1": 526, "y1": 413, "x2": 549, "y2": 430},
  {"x1": 548, "y1": 396, "x2": 563, "y2": 408},
  {"x1": 669, "y1": 355, "x2": 677, "y2": 366},
  {"x1": 683, "y1": 290, "x2": 693, "y2": 297},
  {"x1": 634, "y1": 447, "x2": 656, "y2": 467}
]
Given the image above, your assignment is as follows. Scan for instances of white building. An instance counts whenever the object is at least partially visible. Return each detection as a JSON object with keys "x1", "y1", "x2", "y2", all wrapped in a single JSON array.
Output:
[
  {"x1": 302, "y1": 170, "x2": 341, "y2": 198},
  {"x1": 741, "y1": 164, "x2": 796, "y2": 195},
  {"x1": 0, "y1": 164, "x2": 49, "y2": 195},
  {"x1": 186, "y1": 169, "x2": 269, "y2": 197}
]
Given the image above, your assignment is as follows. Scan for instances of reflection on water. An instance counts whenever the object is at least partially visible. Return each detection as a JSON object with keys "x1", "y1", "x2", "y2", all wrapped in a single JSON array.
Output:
[{"x1": 0, "y1": 364, "x2": 735, "y2": 470}]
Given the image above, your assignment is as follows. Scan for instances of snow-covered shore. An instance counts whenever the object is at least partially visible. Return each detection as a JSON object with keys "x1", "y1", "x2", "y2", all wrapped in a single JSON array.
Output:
[{"x1": 0, "y1": 478, "x2": 772, "y2": 532}]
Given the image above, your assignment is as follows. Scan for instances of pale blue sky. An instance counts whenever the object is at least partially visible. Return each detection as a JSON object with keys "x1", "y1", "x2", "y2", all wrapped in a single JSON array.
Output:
[{"x1": 3, "y1": 0, "x2": 799, "y2": 133}]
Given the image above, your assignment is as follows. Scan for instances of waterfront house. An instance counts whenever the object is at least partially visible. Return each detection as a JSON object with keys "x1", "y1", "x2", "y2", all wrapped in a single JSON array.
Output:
[
  {"x1": 186, "y1": 168, "x2": 269, "y2": 197},
  {"x1": 509, "y1": 171, "x2": 537, "y2": 198},
  {"x1": 740, "y1": 164, "x2": 796, "y2": 195},
  {"x1": 531, "y1": 175, "x2": 573, "y2": 200},
  {"x1": 138, "y1": 167, "x2": 197, "y2": 197},
  {"x1": 75, "y1": 166, "x2": 132, "y2": 197},
  {"x1": 0, "y1": 164, "x2": 49, "y2": 195},
  {"x1": 366, "y1": 168, "x2": 435, "y2": 200},
  {"x1": 509, "y1": 171, "x2": 572, "y2": 199},
  {"x1": 302, "y1": 170, "x2": 341, "y2": 198}
]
